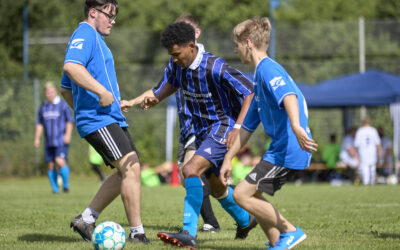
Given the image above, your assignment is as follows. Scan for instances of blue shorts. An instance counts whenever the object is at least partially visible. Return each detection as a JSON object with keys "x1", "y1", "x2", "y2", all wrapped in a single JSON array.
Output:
[
  {"x1": 45, "y1": 145, "x2": 69, "y2": 163},
  {"x1": 195, "y1": 135, "x2": 227, "y2": 178}
]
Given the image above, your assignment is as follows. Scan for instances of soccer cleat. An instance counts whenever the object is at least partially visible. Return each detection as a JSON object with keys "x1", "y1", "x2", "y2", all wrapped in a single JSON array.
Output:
[
  {"x1": 157, "y1": 230, "x2": 197, "y2": 249},
  {"x1": 70, "y1": 215, "x2": 95, "y2": 242},
  {"x1": 63, "y1": 187, "x2": 69, "y2": 193},
  {"x1": 128, "y1": 233, "x2": 150, "y2": 244},
  {"x1": 268, "y1": 226, "x2": 307, "y2": 250},
  {"x1": 199, "y1": 223, "x2": 220, "y2": 233},
  {"x1": 235, "y1": 213, "x2": 258, "y2": 239}
]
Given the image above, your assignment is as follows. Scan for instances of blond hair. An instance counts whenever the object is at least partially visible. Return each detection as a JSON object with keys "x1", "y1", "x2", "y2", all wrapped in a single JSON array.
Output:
[
  {"x1": 233, "y1": 17, "x2": 271, "y2": 51},
  {"x1": 44, "y1": 81, "x2": 56, "y2": 90}
]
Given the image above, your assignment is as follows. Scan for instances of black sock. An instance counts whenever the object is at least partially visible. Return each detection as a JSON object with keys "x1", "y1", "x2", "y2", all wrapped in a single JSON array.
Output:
[{"x1": 200, "y1": 183, "x2": 220, "y2": 228}]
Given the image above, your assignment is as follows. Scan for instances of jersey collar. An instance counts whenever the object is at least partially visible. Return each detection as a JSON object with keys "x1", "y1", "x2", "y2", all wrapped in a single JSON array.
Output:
[
  {"x1": 188, "y1": 43, "x2": 205, "y2": 70},
  {"x1": 52, "y1": 96, "x2": 61, "y2": 104}
]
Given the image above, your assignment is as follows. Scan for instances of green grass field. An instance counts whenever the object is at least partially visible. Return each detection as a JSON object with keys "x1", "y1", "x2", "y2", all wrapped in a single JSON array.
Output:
[{"x1": 0, "y1": 176, "x2": 399, "y2": 249}]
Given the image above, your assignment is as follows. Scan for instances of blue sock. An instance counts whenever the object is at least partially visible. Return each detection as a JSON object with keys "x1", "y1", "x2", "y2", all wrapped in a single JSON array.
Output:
[
  {"x1": 217, "y1": 186, "x2": 250, "y2": 227},
  {"x1": 182, "y1": 177, "x2": 203, "y2": 237},
  {"x1": 59, "y1": 165, "x2": 70, "y2": 189},
  {"x1": 48, "y1": 169, "x2": 59, "y2": 193}
]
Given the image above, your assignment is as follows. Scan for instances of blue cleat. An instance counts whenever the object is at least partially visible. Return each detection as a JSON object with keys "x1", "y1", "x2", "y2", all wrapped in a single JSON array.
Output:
[{"x1": 268, "y1": 226, "x2": 306, "y2": 249}]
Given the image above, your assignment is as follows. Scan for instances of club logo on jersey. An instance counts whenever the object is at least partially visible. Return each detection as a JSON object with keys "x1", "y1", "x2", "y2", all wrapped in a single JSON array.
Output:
[
  {"x1": 248, "y1": 172, "x2": 257, "y2": 181},
  {"x1": 269, "y1": 76, "x2": 286, "y2": 91},
  {"x1": 204, "y1": 147, "x2": 212, "y2": 155},
  {"x1": 70, "y1": 38, "x2": 84, "y2": 50}
]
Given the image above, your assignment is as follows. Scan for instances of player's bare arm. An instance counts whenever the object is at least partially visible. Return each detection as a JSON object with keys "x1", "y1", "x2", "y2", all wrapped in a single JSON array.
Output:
[
  {"x1": 283, "y1": 94, "x2": 318, "y2": 153},
  {"x1": 220, "y1": 129, "x2": 253, "y2": 185},
  {"x1": 34, "y1": 124, "x2": 43, "y2": 148},
  {"x1": 63, "y1": 62, "x2": 114, "y2": 107},
  {"x1": 225, "y1": 93, "x2": 254, "y2": 149},
  {"x1": 121, "y1": 89, "x2": 155, "y2": 112},
  {"x1": 141, "y1": 82, "x2": 177, "y2": 110},
  {"x1": 64, "y1": 122, "x2": 73, "y2": 145}
]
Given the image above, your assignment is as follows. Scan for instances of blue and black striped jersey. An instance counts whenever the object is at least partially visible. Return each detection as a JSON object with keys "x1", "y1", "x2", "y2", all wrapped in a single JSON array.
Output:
[
  {"x1": 36, "y1": 96, "x2": 73, "y2": 147},
  {"x1": 154, "y1": 44, "x2": 254, "y2": 142}
]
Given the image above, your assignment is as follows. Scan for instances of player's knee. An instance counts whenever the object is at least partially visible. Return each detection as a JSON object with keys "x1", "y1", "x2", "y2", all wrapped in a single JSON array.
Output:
[
  {"x1": 232, "y1": 187, "x2": 246, "y2": 207},
  {"x1": 182, "y1": 164, "x2": 200, "y2": 178}
]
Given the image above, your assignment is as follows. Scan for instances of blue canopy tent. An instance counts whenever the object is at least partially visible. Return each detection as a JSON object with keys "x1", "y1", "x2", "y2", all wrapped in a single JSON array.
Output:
[{"x1": 297, "y1": 70, "x2": 400, "y2": 176}]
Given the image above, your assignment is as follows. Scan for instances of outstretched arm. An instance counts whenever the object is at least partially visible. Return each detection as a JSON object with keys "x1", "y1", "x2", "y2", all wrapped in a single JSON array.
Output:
[
  {"x1": 141, "y1": 82, "x2": 177, "y2": 110},
  {"x1": 121, "y1": 89, "x2": 155, "y2": 112},
  {"x1": 284, "y1": 94, "x2": 317, "y2": 153}
]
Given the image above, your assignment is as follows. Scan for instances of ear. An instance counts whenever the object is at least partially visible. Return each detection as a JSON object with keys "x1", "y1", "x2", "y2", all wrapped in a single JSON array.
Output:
[
  {"x1": 188, "y1": 41, "x2": 196, "y2": 49},
  {"x1": 195, "y1": 28, "x2": 201, "y2": 41},
  {"x1": 246, "y1": 38, "x2": 253, "y2": 50},
  {"x1": 89, "y1": 8, "x2": 97, "y2": 19}
]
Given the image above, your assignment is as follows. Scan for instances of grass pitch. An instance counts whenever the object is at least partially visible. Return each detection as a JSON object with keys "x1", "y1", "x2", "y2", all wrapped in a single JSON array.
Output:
[{"x1": 0, "y1": 176, "x2": 399, "y2": 249}]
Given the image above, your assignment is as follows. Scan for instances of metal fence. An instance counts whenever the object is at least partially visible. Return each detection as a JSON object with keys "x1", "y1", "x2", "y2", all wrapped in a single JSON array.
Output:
[{"x1": 1, "y1": 18, "x2": 399, "y2": 176}]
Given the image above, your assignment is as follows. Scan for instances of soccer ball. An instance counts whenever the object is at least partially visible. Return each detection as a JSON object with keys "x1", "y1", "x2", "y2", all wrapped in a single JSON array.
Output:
[{"x1": 92, "y1": 221, "x2": 126, "y2": 250}]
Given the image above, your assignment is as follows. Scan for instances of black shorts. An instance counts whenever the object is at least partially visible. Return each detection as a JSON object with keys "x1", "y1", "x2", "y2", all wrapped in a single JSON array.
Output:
[
  {"x1": 85, "y1": 123, "x2": 137, "y2": 167},
  {"x1": 245, "y1": 160, "x2": 297, "y2": 196},
  {"x1": 177, "y1": 134, "x2": 197, "y2": 165}
]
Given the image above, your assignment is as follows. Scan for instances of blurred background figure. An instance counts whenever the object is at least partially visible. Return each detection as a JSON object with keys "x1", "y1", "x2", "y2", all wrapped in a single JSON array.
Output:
[
  {"x1": 339, "y1": 127, "x2": 359, "y2": 169},
  {"x1": 34, "y1": 82, "x2": 73, "y2": 193},
  {"x1": 376, "y1": 127, "x2": 393, "y2": 184},
  {"x1": 322, "y1": 134, "x2": 341, "y2": 181},
  {"x1": 88, "y1": 144, "x2": 106, "y2": 183},
  {"x1": 354, "y1": 118, "x2": 382, "y2": 185}
]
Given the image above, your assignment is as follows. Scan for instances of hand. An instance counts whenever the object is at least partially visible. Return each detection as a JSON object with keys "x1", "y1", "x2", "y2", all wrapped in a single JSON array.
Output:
[
  {"x1": 141, "y1": 96, "x2": 160, "y2": 110},
  {"x1": 219, "y1": 159, "x2": 232, "y2": 186},
  {"x1": 120, "y1": 100, "x2": 132, "y2": 112},
  {"x1": 225, "y1": 128, "x2": 239, "y2": 150},
  {"x1": 63, "y1": 135, "x2": 71, "y2": 145},
  {"x1": 34, "y1": 139, "x2": 40, "y2": 148},
  {"x1": 98, "y1": 90, "x2": 114, "y2": 107},
  {"x1": 292, "y1": 125, "x2": 318, "y2": 153}
]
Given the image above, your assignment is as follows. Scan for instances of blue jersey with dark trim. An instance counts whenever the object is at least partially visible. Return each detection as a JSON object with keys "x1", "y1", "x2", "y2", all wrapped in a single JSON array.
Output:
[
  {"x1": 153, "y1": 44, "x2": 253, "y2": 142},
  {"x1": 62, "y1": 22, "x2": 127, "y2": 138},
  {"x1": 242, "y1": 57, "x2": 311, "y2": 169},
  {"x1": 36, "y1": 96, "x2": 73, "y2": 147}
]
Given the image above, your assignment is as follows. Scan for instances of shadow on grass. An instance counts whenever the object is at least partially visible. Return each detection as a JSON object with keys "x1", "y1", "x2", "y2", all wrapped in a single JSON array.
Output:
[
  {"x1": 19, "y1": 234, "x2": 79, "y2": 242},
  {"x1": 372, "y1": 231, "x2": 400, "y2": 239}
]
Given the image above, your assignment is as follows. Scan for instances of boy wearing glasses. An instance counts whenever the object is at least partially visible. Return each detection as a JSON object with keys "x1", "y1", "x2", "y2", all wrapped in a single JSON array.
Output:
[{"x1": 61, "y1": 0, "x2": 149, "y2": 244}]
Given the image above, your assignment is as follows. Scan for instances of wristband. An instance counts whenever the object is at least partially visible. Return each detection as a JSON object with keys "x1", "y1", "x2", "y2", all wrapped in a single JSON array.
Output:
[{"x1": 233, "y1": 124, "x2": 241, "y2": 129}]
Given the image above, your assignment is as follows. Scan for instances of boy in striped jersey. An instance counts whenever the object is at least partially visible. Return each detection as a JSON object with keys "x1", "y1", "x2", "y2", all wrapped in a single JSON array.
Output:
[
  {"x1": 121, "y1": 14, "x2": 221, "y2": 233},
  {"x1": 220, "y1": 17, "x2": 318, "y2": 250},
  {"x1": 34, "y1": 82, "x2": 73, "y2": 194},
  {"x1": 141, "y1": 22, "x2": 255, "y2": 249},
  {"x1": 61, "y1": 0, "x2": 149, "y2": 245}
]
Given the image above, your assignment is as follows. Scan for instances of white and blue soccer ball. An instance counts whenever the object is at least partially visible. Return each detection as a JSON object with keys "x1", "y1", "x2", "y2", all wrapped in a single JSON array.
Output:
[{"x1": 92, "y1": 221, "x2": 126, "y2": 250}]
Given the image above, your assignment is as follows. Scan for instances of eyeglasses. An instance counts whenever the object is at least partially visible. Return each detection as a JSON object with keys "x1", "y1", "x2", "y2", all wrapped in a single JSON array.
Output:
[{"x1": 95, "y1": 8, "x2": 117, "y2": 22}]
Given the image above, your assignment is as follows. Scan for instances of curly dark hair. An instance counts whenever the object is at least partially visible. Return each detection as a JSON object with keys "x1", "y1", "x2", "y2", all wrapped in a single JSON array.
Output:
[{"x1": 161, "y1": 22, "x2": 195, "y2": 49}]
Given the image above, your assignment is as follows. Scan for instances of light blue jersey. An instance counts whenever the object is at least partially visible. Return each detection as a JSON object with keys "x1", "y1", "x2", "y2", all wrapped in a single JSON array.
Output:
[
  {"x1": 242, "y1": 57, "x2": 311, "y2": 169},
  {"x1": 62, "y1": 22, "x2": 127, "y2": 138}
]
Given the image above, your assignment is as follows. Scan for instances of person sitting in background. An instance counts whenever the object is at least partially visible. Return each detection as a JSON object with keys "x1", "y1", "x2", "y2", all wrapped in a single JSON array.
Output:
[
  {"x1": 231, "y1": 144, "x2": 254, "y2": 185},
  {"x1": 339, "y1": 127, "x2": 359, "y2": 168},
  {"x1": 322, "y1": 134, "x2": 341, "y2": 181},
  {"x1": 88, "y1": 144, "x2": 106, "y2": 182}
]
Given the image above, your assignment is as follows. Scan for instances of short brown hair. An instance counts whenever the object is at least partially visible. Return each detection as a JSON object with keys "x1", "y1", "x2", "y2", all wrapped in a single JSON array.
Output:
[{"x1": 174, "y1": 14, "x2": 199, "y2": 29}]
